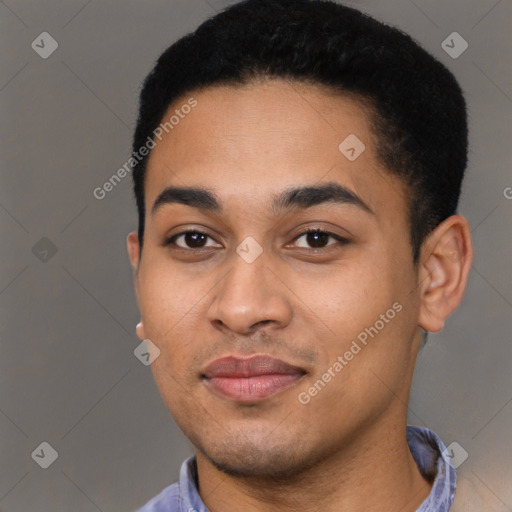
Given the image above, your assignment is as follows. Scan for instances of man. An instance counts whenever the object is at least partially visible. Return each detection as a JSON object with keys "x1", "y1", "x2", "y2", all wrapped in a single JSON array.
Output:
[{"x1": 127, "y1": 0, "x2": 473, "y2": 510}]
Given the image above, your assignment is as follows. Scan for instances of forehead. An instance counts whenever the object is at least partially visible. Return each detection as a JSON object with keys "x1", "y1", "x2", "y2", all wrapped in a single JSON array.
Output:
[{"x1": 144, "y1": 79, "x2": 406, "y2": 219}]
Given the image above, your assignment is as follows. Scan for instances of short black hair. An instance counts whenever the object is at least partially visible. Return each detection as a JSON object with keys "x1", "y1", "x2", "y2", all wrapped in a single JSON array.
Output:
[{"x1": 132, "y1": 0, "x2": 468, "y2": 262}]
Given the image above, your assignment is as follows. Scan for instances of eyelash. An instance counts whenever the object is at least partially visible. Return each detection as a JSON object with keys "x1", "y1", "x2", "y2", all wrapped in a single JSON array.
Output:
[{"x1": 164, "y1": 228, "x2": 349, "y2": 252}]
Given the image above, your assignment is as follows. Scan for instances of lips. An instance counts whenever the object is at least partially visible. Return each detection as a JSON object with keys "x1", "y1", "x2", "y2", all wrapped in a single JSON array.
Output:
[{"x1": 202, "y1": 355, "x2": 306, "y2": 402}]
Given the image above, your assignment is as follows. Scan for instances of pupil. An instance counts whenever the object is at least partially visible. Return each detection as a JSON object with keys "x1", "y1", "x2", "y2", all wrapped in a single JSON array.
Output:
[
  {"x1": 307, "y1": 231, "x2": 328, "y2": 248},
  {"x1": 186, "y1": 232, "x2": 206, "y2": 248}
]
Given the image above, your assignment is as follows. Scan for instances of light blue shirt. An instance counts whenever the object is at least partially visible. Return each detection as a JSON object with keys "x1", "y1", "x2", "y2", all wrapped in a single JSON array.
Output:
[{"x1": 136, "y1": 425, "x2": 456, "y2": 511}]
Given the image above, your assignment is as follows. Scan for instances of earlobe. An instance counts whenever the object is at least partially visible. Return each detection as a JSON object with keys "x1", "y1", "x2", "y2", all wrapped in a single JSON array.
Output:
[
  {"x1": 136, "y1": 321, "x2": 147, "y2": 340},
  {"x1": 418, "y1": 215, "x2": 473, "y2": 333}
]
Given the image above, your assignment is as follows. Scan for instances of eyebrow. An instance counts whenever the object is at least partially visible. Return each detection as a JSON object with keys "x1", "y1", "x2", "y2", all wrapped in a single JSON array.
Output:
[{"x1": 151, "y1": 181, "x2": 374, "y2": 216}]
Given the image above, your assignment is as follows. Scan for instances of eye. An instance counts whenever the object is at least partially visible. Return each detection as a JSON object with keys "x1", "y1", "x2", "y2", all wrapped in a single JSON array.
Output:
[
  {"x1": 165, "y1": 230, "x2": 222, "y2": 250},
  {"x1": 291, "y1": 229, "x2": 348, "y2": 250},
  {"x1": 164, "y1": 228, "x2": 348, "y2": 252}
]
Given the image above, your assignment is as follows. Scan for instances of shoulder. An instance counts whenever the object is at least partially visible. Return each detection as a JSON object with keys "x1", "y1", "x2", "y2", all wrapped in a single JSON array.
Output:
[
  {"x1": 134, "y1": 455, "x2": 203, "y2": 512},
  {"x1": 135, "y1": 482, "x2": 182, "y2": 512}
]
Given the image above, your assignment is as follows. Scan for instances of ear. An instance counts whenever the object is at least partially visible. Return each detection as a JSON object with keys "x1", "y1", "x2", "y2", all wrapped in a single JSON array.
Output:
[
  {"x1": 127, "y1": 232, "x2": 147, "y2": 340},
  {"x1": 127, "y1": 231, "x2": 141, "y2": 270},
  {"x1": 417, "y1": 215, "x2": 473, "y2": 333}
]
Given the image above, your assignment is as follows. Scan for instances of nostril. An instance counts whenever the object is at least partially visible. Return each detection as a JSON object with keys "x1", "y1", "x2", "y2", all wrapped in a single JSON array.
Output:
[
  {"x1": 254, "y1": 320, "x2": 272, "y2": 327},
  {"x1": 213, "y1": 319, "x2": 225, "y2": 328}
]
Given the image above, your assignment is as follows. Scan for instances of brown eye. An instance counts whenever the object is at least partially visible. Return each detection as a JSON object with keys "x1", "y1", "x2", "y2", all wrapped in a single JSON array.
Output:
[
  {"x1": 293, "y1": 229, "x2": 347, "y2": 249},
  {"x1": 166, "y1": 231, "x2": 221, "y2": 249},
  {"x1": 304, "y1": 230, "x2": 330, "y2": 248}
]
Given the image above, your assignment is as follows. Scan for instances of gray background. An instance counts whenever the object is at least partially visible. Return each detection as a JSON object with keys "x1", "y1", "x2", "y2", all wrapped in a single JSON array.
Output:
[{"x1": 0, "y1": 0, "x2": 510, "y2": 510}]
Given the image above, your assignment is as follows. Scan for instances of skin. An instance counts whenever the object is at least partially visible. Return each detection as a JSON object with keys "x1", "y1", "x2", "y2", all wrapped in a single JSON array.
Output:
[{"x1": 127, "y1": 78, "x2": 473, "y2": 512}]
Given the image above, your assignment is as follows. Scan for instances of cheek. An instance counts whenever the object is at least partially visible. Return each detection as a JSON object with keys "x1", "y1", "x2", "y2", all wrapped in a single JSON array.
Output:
[
  {"x1": 305, "y1": 260, "x2": 395, "y2": 333},
  {"x1": 150, "y1": 354, "x2": 201, "y2": 433},
  {"x1": 137, "y1": 258, "x2": 210, "y2": 381},
  {"x1": 137, "y1": 258, "x2": 207, "y2": 337},
  {"x1": 304, "y1": 254, "x2": 416, "y2": 377}
]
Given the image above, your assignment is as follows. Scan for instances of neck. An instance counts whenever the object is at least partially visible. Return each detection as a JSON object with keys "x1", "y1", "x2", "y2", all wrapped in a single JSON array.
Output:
[{"x1": 195, "y1": 412, "x2": 432, "y2": 512}]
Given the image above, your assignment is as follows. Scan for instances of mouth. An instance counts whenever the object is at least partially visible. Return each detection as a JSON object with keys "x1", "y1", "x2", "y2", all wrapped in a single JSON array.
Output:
[{"x1": 201, "y1": 354, "x2": 306, "y2": 402}]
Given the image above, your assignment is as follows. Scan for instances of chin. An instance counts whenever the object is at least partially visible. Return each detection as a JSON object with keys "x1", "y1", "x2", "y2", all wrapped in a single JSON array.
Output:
[
  {"x1": 208, "y1": 451, "x2": 307, "y2": 479},
  {"x1": 197, "y1": 432, "x2": 322, "y2": 480}
]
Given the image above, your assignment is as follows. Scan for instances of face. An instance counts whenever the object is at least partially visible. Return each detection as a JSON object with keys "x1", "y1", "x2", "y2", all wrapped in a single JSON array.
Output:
[{"x1": 128, "y1": 79, "x2": 424, "y2": 478}]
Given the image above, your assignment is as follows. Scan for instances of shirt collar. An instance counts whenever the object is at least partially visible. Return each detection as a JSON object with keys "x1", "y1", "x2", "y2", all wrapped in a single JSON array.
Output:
[{"x1": 408, "y1": 425, "x2": 457, "y2": 511}]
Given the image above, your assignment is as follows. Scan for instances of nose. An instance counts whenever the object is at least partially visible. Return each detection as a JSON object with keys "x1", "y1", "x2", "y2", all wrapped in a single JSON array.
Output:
[{"x1": 207, "y1": 250, "x2": 293, "y2": 335}]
